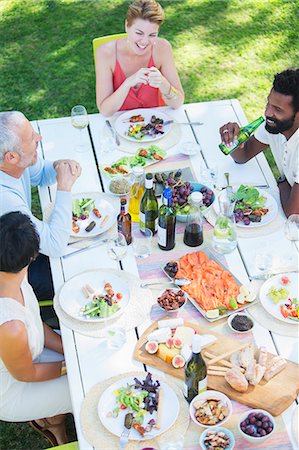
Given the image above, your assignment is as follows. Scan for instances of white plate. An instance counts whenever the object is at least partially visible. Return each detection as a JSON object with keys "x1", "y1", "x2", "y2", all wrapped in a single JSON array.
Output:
[
  {"x1": 59, "y1": 270, "x2": 130, "y2": 323},
  {"x1": 213, "y1": 187, "x2": 278, "y2": 228},
  {"x1": 97, "y1": 374, "x2": 179, "y2": 440},
  {"x1": 114, "y1": 108, "x2": 172, "y2": 143},
  {"x1": 72, "y1": 192, "x2": 117, "y2": 237},
  {"x1": 259, "y1": 272, "x2": 299, "y2": 325}
]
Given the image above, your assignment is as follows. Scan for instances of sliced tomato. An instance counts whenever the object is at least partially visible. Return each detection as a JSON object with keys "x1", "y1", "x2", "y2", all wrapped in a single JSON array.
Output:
[
  {"x1": 281, "y1": 276, "x2": 290, "y2": 286},
  {"x1": 116, "y1": 293, "x2": 123, "y2": 300},
  {"x1": 291, "y1": 310, "x2": 298, "y2": 317},
  {"x1": 280, "y1": 305, "x2": 289, "y2": 318},
  {"x1": 120, "y1": 404, "x2": 127, "y2": 410}
]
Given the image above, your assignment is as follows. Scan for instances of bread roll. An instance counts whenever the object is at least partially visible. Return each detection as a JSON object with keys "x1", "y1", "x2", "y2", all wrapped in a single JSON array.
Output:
[
  {"x1": 264, "y1": 356, "x2": 287, "y2": 381},
  {"x1": 247, "y1": 363, "x2": 266, "y2": 385},
  {"x1": 225, "y1": 367, "x2": 248, "y2": 392},
  {"x1": 258, "y1": 346, "x2": 268, "y2": 367}
]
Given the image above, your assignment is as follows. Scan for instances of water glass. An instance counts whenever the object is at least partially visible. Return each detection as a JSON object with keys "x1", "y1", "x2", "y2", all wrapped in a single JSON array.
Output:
[
  {"x1": 104, "y1": 325, "x2": 126, "y2": 350},
  {"x1": 158, "y1": 432, "x2": 184, "y2": 450},
  {"x1": 106, "y1": 233, "x2": 128, "y2": 262},
  {"x1": 132, "y1": 228, "x2": 153, "y2": 258},
  {"x1": 284, "y1": 214, "x2": 299, "y2": 241},
  {"x1": 100, "y1": 122, "x2": 117, "y2": 154},
  {"x1": 201, "y1": 163, "x2": 218, "y2": 187},
  {"x1": 255, "y1": 253, "x2": 273, "y2": 277},
  {"x1": 218, "y1": 188, "x2": 235, "y2": 216}
]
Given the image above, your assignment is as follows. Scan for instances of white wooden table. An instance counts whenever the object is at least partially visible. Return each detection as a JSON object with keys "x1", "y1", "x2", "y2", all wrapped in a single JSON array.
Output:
[{"x1": 36, "y1": 101, "x2": 298, "y2": 450}]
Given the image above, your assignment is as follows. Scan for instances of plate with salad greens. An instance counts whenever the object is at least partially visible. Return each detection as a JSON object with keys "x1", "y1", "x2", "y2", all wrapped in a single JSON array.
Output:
[
  {"x1": 214, "y1": 185, "x2": 278, "y2": 228},
  {"x1": 114, "y1": 108, "x2": 172, "y2": 143},
  {"x1": 101, "y1": 145, "x2": 167, "y2": 178},
  {"x1": 59, "y1": 270, "x2": 130, "y2": 323},
  {"x1": 97, "y1": 373, "x2": 179, "y2": 440},
  {"x1": 71, "y1": 192, "x2": 117, "y2": 237},
  {"x1": 259, "y1": 272, "x2": 299, "y2": 325}
]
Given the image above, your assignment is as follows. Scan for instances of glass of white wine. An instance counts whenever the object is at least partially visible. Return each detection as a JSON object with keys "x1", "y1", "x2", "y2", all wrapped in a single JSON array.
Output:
[
  {"x1": 71, "y1": 105, "x2": 89, "y2": 152},
  {"x1": 106, "y1": 232, "x2": 128, "y2": 262}
]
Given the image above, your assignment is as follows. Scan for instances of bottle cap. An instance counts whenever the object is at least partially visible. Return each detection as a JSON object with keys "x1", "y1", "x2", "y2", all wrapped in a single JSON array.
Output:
[
  {"x1": 132, "y1": 165, "x2": 144, "y2": 175},
  {"x1": 120, "y1": 198, "x2": 127, "y2": 206},
  {"x1": 190, "y1": 191, "x2": 203, "y2": 203},
  {"x1": 146, "y1": 173, "x2": 153, "y2": 180},
  {"x1": 192, "y1": 334, "x2": 202, "y2": 353},
  {"x1": 163, "y1": 187, "x2": 172, "y2": 199}
]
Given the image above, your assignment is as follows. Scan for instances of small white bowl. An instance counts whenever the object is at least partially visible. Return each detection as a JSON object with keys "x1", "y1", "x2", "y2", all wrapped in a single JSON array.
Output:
[
  {"x1": 156, "y1": 287, "x2": 186, "y2": 313},
  {"x1": 238, "y1": 409, "x2": 276, "y2": 443},
  {"x1": 227, "y1": 312, "x2": 254, "y2": 334},
  {"x1": 199, "y1": 427, "x2": 235, "y2": 450},
  {"x1": 190, "y1": 390, "x2": 232, "y2": 428},
  {"x1": 108, "y1": 177, "x2": 131, "y2": 196}
]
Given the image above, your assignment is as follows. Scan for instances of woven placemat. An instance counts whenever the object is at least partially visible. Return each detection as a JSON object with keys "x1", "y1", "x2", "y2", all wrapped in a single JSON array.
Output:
[
  {"x1": 80, "y1": 371, "x2": 189, "y2": 450},
  {"x1": 204, "y1": 188, "x2": 285, "y2": 238},
  {"x1": 53, "y1": 270, "x2": 154, "y2": 337},
  {"x1": 110, "y1": 115, "x2": 182, "y2": 154}
]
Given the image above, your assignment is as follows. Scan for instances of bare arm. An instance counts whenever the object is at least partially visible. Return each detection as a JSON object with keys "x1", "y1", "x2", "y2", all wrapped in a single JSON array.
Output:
[
  {"x1": 43, "y1": 323, "x2": 63, "y2": 354},
  {"x1": 0, "y1": 321, "x2": 63, "y2": 382},
  {"x1": 219, "y1": 122, "x2": 268, "y2": 163},
  {"x1": 278, "y1": 181, "x2": 299, "y2": 217}
]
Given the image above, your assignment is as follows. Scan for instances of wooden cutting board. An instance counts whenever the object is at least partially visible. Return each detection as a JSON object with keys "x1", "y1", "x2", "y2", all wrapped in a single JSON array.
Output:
[{"x1": 134, "y1": 320, "x2": 299, "y2": 416}]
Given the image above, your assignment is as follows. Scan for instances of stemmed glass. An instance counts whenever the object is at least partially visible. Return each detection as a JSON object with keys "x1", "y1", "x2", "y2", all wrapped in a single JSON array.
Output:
[
  {"x1": 106, "y1": 232, "x2": 128, "y2": 262},
  {"x1": 71, "y1": 105, "x2": 89, "y2": 152},
  {"x1": 284, "y1": 214, "x2": 299, "y2": 241}
]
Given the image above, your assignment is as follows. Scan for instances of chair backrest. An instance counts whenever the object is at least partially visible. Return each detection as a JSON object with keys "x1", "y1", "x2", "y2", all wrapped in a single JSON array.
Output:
[
  {"x1": 92, "y1": 33, "x2": 127, "y2": 67},
  {"x1": 49, "y1": 441, "x2": 79, "y2": 450}
]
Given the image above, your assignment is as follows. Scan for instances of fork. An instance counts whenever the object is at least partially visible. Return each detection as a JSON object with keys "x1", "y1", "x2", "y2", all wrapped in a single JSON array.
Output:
[{"x1": 119, "y1": 427, "x2": 131, "y2": 450}]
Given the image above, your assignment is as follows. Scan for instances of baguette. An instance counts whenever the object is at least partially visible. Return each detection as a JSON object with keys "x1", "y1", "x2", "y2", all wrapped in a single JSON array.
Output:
[
  {"x1": 258, "y1": 346, "x2": 268, "y2": 367},
  {"x1": 204, "y1": 351, "x2": 245, "y2": 373},
  {"x1": 264, "y1": 356, "x2": 287, "y2": 381},
  {"x1": 246, "y1": 361, "x2": 266, "y2": 385},
  {"x1": 225, "y1": 367, "x2": 248, "y2": 392},
  {"x1": 207, "y1": 370, "x2": 227, "y2": 376}
]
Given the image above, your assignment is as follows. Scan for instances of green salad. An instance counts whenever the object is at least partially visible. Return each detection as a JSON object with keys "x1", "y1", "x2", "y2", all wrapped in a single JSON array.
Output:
[
  {"x1": 72, "y1": 198, "x2": 95, "y2": 219},
  {"x1": 81, "y1": 294, "x2": 119, "y2": 318}
]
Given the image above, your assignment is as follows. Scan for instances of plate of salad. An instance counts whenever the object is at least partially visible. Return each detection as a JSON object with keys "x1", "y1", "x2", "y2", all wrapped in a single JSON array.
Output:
[
  {"x1": 101, "y1": 145, "x2": 167, "y2": 178},
  {"x1": 259, "y1": 272, "x2": 299, "y2": 325},
  {"x1": 214, "y1": 185, "x2": 278, "y2": 227},
  {"x1": 114, "y1": 108, "x2": 172, "y2": 143},
  {"x1": 97, "y1": 372, "x2": 179, "y2": 440},
  {"x1": 71, "y1": 192, "x2": 117, "y2": 237},
  {"x1": 59, "y1": 270, "x2": 130, "y2": 323}
]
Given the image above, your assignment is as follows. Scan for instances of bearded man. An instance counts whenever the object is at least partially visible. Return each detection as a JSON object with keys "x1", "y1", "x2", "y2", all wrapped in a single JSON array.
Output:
[{"x1": 219, "y1": 68, "x2": 299, "y2": 217}]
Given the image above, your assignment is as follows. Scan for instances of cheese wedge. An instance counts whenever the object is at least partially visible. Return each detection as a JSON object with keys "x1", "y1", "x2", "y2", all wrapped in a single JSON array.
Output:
[
  {"x1": 173, "y1": 326, "x2": 195, "y2": 346},
  {"x1": 147, "y1": 327, "x2": 172, "y2": 343},
  {"x1": 157, "y1": 343, "x2": 180, "y2": 363}
]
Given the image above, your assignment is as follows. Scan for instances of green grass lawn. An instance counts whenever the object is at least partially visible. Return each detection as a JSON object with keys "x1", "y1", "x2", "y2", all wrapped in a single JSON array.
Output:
[{"x1": 0, "y1": 0, "x2": 298, "y2": 448}]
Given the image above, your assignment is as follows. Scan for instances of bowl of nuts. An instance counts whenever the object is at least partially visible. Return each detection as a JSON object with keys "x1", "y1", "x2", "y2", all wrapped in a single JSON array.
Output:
[
  {"x1": 156, "y1": 288, "x2": 186, "y2": 313},
  {"x1": 199, "y1": 427, "x2": 235, "y2": 450},
  {"x1": 189, "y1": 390, "x2": 232, "y2": 428},
  {"x1": 238, "y1": 409, "x2": 275, "y2": 443}
]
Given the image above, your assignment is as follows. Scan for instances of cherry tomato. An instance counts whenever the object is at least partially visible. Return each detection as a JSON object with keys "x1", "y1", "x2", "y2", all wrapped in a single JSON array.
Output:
[
  {"x1": 120, "y1": 404, "x2": 127, "y2": 410},
  {"x1": 116, "y1": 293, "x2": 123, "y2": 299},
  {"x1": 292, "y1": 310, "x2": 297, "y2": 317},
  {"x1": 280, "y1": 305, "x2": 289, "y2": 318}
]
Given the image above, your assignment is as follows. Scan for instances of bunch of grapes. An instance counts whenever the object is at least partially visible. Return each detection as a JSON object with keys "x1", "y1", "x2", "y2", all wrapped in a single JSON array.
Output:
[
  {"x1": 167, "y1": 178, "x2": 193, "y2": 207},
  {"x1": 200, "y1": 187, "x2": 214, "y2": 208}
]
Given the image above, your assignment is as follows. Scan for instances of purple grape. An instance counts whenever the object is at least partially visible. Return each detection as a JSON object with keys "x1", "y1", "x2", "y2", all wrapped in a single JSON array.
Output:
[
  {"x1": 80, "y1": 214, "x2": 87, "y2": 220},
  {"x1": 240, "y1": 420, "x2": 247, "y2": 428},
  {"x1": 190, "y1": 185, "x2": 194, "y2": 191},
  {"x1": 246, "y1": 425, "x2": 256, "y2": 435},
  {"x1": 256, "y1": 420, "x2": 262, "y2": 427},
  {"x1": 256, "y1": 413, "x2": 264, "y2": 419},
  {"x1": 266, "y1": 427, "x2": 273, "y2": 434},
  {"x1": 259, "y1": 429, "x2": 267, "y2": 436},
  {"x1": 185, "y1": 182, "x2": 190, "y2": 187},
  {"x1": 178, "y1": 198, "x2": 185, "y2": 206},
  {"x1": 243, "y1": 217, "x2": 250, "y2": 225},
  {"x1": 261, "y1": 416, "x2": 269, "y2": 423},
  {"x1": 249, "y1": 416, "x2": 256, "y2": 424}
]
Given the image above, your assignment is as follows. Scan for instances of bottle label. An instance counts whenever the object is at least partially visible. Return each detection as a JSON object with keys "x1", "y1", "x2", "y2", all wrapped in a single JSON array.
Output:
[
  {"x1": 198, "y1": 377, "x2": 207, "y2": 394},
  {"x1": 157, "y1": 225, "x2": 166, "y2": 247}
]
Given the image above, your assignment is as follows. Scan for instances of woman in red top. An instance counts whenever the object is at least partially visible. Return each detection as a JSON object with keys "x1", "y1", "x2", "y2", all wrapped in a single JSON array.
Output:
[{"x1": 96, "y1": 0, "x2": 184, "y2": 116}]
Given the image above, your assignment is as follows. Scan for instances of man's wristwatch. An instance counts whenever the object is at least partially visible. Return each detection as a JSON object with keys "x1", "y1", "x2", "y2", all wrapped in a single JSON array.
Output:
[{"x1": 277, "y1": 175, "x2": 287, "y2": 185}]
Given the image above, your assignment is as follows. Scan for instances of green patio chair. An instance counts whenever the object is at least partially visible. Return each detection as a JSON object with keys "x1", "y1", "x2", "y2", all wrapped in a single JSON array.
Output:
[
  {"x1": 92, "y1": 33, "x2": 127, "y2": 66},
  {"x1": 48, "y1": 441, "x2": 79, "y2": 449}
]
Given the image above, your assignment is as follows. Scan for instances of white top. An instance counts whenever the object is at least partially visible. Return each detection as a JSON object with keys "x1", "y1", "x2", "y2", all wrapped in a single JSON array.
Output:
[
  {"x1": 254, "y1": 124, "x2": 299, "y2": 186},
  {"x1": 0, "y1": 279, "x2": 44, "y2": 396}
]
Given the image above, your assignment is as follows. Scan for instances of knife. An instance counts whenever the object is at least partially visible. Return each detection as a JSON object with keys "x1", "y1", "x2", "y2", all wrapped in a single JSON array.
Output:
[
  {"x1": 164, "y1": 120, "x2": 203, "y2": 126},
  {"x1": 63, "y1": 238, "x2": 109, "y2": 259},
  {"x1": 106, "y1": 120, "x2": 120, "y2": 146},
  {"x1": 250, "y1": 269, "x2": 298, "y2": 280}
]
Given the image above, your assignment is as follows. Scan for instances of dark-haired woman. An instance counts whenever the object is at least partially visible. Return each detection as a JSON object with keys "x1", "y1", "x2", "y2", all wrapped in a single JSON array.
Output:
[{"x1": 0, "y1": 212, "x2": 72, "y2": 446}]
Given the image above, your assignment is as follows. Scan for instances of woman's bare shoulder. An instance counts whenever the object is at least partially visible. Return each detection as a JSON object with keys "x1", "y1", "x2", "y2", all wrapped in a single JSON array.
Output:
[
  {"x1": 0, "y1": 319, "x2": 26, "y2": 341},
  {"x1": 156, "y1": 37, "x2": 172, "y2": 52}
]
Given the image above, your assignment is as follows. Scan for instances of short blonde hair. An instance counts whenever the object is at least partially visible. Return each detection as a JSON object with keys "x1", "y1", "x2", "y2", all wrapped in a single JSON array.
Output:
[{"x1": 126, "y1": 0, "x2": 165, "y2": 27}]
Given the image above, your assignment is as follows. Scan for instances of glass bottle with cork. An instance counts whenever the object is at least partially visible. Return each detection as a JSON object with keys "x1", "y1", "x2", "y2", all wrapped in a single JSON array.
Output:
[
  {"x1": 219, "y1": 116, "x2": 264, "y2": 155},
  {"x1": 128, "y1": 166, "x2": 144, "y2": 222},
  {"x1": 184, "y1": 334, "x2": 207, "y2": 403},
  {"x1": 158, "y1": 187, "x2": 176, "y2": 251},
  {"x1": 183, "y1": 191, "x2": 204, "y2": 247},
  {"x1": 140, "y1": 173, "x2": 158, "y2": 235},
  {"x1": 117, "y1": 198, "x2": 132, "y2": 245}
]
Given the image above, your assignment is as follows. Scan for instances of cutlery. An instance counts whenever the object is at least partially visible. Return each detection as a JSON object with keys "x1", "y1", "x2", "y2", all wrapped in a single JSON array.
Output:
[
  {"x1": 63, "y1": 238, "x2": 109, "y2": 259},
  {"x1": 119, "y1": 426, "x2": 131, "y2": 450},
  {"x1": 250, "y1": 269, "x2": 298, "y2": 280},
  {"x1": 224, "y1": 172, "x2": 233, "y2": 196},
  {"x1": 140, "y1": 278, "x2": 191, "y2": 288},
  {"x1": 106, "y1": 120, "x2": 120, "y2": 146},
  {"x1": 164, "y1": 120, "x2": 203, "y2": 126}
]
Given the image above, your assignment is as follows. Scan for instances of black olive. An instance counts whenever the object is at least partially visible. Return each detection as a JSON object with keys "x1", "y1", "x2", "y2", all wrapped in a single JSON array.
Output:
[
  {"x1": 85, "y1": 221, "x2": 96, "y2": 232},
  {"x1": 124, "y1": 413, "x2": 134, "y2": 429}
]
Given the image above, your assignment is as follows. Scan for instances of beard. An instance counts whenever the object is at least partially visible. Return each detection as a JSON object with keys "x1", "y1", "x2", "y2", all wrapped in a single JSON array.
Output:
[{"x1": 265, "y1": 113, "x2": 296, "y2": 134}]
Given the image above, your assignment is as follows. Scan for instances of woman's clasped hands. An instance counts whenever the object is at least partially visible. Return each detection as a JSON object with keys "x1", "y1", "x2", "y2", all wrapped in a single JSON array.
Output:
[{"x1": 125, "y1": 66, "x2": 165, "y2": 90}]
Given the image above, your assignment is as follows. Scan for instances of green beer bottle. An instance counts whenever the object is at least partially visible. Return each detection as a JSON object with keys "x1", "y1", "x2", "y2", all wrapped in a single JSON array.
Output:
[{"x1": 219, "y1": 116, "x2": 264, "y2": 155}]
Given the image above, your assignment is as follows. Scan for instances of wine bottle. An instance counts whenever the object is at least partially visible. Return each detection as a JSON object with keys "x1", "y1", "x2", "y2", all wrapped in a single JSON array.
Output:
[
  {"x1": 184, "y1": 334, "x2": 207, "y2": 403},
  {"x1": 117, "y1": 198, "x2": 132, "y2": 245},
  {"x1": 184, "y1": 192, "x2": 203, "y2": 247},
  {"x1": 140, "y1": 173, "x2": 158, "y2": 235},
  {"x1": 219, "y1": 116, "x2": 264, "y2": 155},
  {"x1": 158, "y1": 187, "x2": 176, "y2": 250}
]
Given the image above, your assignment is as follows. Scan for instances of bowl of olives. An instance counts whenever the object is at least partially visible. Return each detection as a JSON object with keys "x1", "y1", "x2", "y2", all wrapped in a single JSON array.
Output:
[{"x1": 238, "y1": 409, "x2": 275, "y2": 443}]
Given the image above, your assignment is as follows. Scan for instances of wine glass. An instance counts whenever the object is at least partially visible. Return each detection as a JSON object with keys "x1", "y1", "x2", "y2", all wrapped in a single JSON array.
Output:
[
  {"x1": 106, "y1": 232, "x2": 128, "y2": 262},
  {"x1": 71, "y1": 105, "x2": 89, "y2": 152},
  {"x1": 284, "y1": 214, "x2": 299, "y2": 241},
  {"x1": 99, "y1": 122, "x2": 117, "y2": 156},
  {"x1": 254, "y1": 253, "x2": 273, "y2": 278}
]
